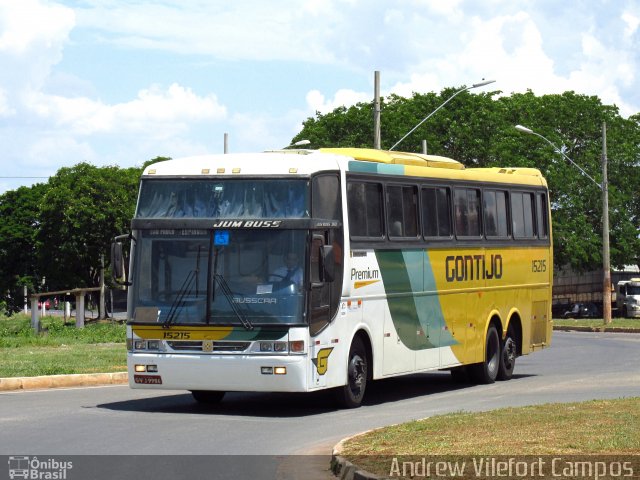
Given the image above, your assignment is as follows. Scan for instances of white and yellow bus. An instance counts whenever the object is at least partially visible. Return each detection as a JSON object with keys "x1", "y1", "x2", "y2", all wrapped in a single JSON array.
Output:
[{"x1": 113, "y1": 147, "x2": 552, "y2": 408}]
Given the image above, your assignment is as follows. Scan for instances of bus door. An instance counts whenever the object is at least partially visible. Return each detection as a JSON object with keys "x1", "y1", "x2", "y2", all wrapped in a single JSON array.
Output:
[{"x1": 309, "y1": 230, "x2": 338, "y2": 388}]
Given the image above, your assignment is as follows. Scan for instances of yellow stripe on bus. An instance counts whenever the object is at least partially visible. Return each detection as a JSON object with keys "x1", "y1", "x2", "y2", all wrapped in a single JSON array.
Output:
[{"x1": 133, "y1": 325, "x2": 234, "y2": 341}]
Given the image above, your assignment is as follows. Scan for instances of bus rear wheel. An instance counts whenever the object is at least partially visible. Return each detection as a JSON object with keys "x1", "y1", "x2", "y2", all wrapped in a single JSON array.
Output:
[
  {"x1": 335, "y1": 337, "x2": 368, "y2": 408},
  {"x1": 498, "y1": 326, "x2": 517, "y2": 380},
  {"x1": 191, "y1": 390, "x2": 225, "y2": 404},
  {"x1": 470, "y1": 324, "x2": 500, "y2": 384}
]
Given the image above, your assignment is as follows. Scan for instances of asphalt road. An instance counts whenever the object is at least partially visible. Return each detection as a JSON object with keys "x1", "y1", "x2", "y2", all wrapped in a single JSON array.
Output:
[{"x1": 1, "y1": 331, "x2": 639, "y2": 478}]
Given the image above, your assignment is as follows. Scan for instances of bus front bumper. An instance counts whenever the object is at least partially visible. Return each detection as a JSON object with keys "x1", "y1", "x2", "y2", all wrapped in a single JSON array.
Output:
[{"x1": 127, "y1": 352, "x2": 309, "y2": 392}]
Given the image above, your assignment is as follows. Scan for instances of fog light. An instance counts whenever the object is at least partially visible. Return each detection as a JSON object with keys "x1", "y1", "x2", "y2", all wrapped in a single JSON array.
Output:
[
  {"x1": 261, "y1": 367, "x2": 273, "y2": 375},
  {"x1": 134, "y1": 365, "x2": 146, "y2": 373},
  {"x1": 146, "y1": 365, "x2": 158, "y2": 373},
  {"x1": 274, "y1": 367, "x2": 287, "y2": 375}
]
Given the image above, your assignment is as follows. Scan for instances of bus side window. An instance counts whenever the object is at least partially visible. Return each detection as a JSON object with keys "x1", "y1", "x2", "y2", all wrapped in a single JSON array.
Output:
[
  {"x1": 512, "y1": 192, "x2": 536, "y2": 239},
  {"x1": 536, "y1": 193, "x2": 549, "y2": 239},
  {"x1": 312, "y1": 175, "x2": 341, "y2": 220},
  {"x1": 347, "y1": 181, "x2": 383, "y2": 239},
  {"x1": 386, "y1": 185, "x2": 418, "y2": 239},
  {"x1": 454, "y1": 187, "x2": 481, "y2": 238},
  {"x1": 422, "y1": 186, "x2": 451, "y2": 238}
]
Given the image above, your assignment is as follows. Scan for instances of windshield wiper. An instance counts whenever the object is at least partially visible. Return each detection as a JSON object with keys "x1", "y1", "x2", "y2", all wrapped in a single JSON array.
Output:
[
  {"x1": 210, "y1": 246, "x2": 253, "y2": 331},
  {"x1": 214, "y1": 274, "x2": 253, "y2": 331},
  {"x1": 163, "y1": 270, "x2": 196, "y2": 327},
  {"x1": 164, "y1": 246, "x2": 202, "y2": 327}
]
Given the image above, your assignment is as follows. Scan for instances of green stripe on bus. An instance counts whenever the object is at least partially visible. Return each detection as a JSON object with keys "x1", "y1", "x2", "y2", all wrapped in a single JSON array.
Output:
[{"x1": 376, "y1": 250, "x2": 457, "y2": 350}]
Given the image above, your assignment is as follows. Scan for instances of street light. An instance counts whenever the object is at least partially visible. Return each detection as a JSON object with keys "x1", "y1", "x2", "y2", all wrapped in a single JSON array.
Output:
[
  {"x1": 515, "y1": 124, "x2": 611, "y2": 324},
  {"x1": 389, "y1": 79, "x2": 496, "y2": 151}
]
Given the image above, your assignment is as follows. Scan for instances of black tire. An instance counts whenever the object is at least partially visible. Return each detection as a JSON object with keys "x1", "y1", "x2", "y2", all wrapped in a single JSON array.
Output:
[
  {"x1": 191, "y1": 390, "x2": 225, "y2": 404},
  {"x1": 469, "y1": 324, "x2": 500, "y2": 384},
  {"x1": 335, "y1": 337, "x2": 368, "y2": 408},
  {"x1": 497, "y1": 326, "x2": 517, "y2": 380}
]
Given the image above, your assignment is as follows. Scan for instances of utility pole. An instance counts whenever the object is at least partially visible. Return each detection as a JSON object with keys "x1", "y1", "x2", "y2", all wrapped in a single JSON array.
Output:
[
  {"x1": 373, "y1": 71, "x2": 381, "y2": 149},
  {"x1": 224, "y1": 133, "x2": 229, "y2": 154},
  {"x1": 602, "y1": 122, "x2": 611, "y2": 324},
  {"x1": 100, "y1": 254, "x2": 106, "y2": 319}
]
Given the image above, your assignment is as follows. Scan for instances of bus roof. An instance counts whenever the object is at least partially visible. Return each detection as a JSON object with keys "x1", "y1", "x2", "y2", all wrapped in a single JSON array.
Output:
[{"x1": 142, "y1": 148, "x2": 547, "y2": 187}]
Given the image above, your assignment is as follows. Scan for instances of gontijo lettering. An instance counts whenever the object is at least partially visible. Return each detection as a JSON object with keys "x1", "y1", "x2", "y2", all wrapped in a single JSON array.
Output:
[{"x1": 445, "y1": 254, "x2": 503, "y2": 282}]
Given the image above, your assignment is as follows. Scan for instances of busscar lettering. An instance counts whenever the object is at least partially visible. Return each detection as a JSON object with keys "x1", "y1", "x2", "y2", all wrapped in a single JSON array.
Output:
[
  {"x1": 212, "y1": 220, "x2": 283, "y2": 228},
  {"x1": 445, "y1": 254, "x2": 503, "y2": 282},
  {"x1": 233, "y1": 297, "x2": 277, "y2": 304}
]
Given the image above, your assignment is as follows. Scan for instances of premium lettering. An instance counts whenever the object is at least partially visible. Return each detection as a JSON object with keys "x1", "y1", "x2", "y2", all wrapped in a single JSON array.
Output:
[{"x1": 351, "y1": 268, "x2": 380, "y2": 281}]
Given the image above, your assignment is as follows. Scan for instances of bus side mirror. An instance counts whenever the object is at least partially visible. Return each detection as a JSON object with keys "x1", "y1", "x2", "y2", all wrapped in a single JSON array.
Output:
[
  {"x1": 111, "y1": 241, "x2": 126, "y2": 284},
  {"x1": 321, "y1": 245, "x2": 335, "y2": 282}
]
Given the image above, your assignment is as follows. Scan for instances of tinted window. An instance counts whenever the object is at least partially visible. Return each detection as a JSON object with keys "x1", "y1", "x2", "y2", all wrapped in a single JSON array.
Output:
[
  {"x1": 347, "y1": 182, "x2": 383, "y2": 238},
  {"x1": 137, "y1": 179, "x2": 310, "y2": 218},
  {"x1": 422, "y1": 187, "x2": 451, "y2": 238},
  {"x1": 312, "y1": 175, "x2": 341, "y2": 220},
  {"x1": 454, "y1": 188, "x2": 481, "y2": 237},
  {"x1": 536, "y1": 193, "x2": 549, "y2": 239},
  {"x1": 484, "y1": 190, "x2": 509, "y2": 238},
  {"x1": 512, "y1": 192, "x2": 535, "y2": 238},
  {"x1": 387, "y1": 185, "x2": 418, "y2": 238}
]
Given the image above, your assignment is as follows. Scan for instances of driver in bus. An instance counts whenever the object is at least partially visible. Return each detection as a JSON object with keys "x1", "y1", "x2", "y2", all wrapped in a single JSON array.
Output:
[{"x1": 269, "y1": 252, "x2": 303, "y2": 290}]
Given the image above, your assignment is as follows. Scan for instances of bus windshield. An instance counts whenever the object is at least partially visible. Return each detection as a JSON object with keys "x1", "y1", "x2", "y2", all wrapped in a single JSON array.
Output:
[
  {"x1": 136, "y1": 179, "x2": 310, "y2": 218},
  {"x1": 131, "y1": 229, "x2": 307, "y2": 327}
]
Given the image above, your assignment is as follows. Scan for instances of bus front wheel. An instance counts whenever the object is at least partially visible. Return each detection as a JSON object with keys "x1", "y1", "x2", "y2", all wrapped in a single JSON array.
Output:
[
  {"x1": 470, "y1": 325, "x2": 500, "y2": 384},
  {"x1": 191, "y1": 390, "x2": 225, "y2": 404},
  {"x1": 335, "y1": 337, "x2": 368, "y2": 408}
]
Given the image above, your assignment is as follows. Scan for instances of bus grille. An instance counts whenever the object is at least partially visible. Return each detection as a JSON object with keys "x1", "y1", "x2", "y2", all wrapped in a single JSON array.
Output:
[{"x1": 167, "y1": 341, "x2": 251, "y2": 353}]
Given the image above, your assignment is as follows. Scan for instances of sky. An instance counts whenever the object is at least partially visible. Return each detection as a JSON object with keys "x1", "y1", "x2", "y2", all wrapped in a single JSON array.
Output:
[{"x1": 0, "y1": 0, "x2": 639, "y2": 193}]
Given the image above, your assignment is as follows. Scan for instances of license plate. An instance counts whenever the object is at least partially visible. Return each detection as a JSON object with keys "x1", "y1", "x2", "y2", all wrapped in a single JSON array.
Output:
[{"x1": 134, "y1": 375, "x2": 163, "y2": 385}]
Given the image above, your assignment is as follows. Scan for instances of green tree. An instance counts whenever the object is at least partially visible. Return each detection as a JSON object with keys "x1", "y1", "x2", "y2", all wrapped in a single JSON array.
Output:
[
  {"x1": 36, "y1": 163, "x2": 141, "y2": 289},
  {"x1": 0, "y1": 183, "x2": 49, "y2": 311}
]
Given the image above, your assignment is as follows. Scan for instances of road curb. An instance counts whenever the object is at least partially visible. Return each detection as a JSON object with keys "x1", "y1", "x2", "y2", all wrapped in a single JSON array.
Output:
[
  {"x1": 0, "y1": 372, "x2": 128, "y2": 391},
  {"x1": 553, "y1": 325, "x2": 640, "y2": 333},
  {"x1": 331, "y1": 427, "x2": 390, "y2": 480}
]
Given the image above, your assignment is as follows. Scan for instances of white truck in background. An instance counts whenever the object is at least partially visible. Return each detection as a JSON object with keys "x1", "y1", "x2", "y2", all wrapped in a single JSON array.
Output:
[{"x1": 616, "y1": 278, "x2": 640, "y2": 318}]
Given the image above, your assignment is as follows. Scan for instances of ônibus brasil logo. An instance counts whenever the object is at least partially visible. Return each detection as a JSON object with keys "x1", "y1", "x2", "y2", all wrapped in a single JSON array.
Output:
[{"x1": 8, "y1": 456, "x2": 73, "y2": 480}]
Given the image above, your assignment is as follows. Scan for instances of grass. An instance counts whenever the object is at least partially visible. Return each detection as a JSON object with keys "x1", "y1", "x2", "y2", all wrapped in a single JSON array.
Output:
[
  {"x1": 0, "y1": 313, "x2": 126, "y2": 377},
  {"x1": 553, "y1": 317, "x2": 640, "y2": 330},
  {"x1": 339, "y1": 398, "x2": 640, "y2": 476}
]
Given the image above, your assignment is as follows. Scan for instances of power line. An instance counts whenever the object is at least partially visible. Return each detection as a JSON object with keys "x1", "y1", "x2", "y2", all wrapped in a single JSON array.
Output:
[{"x1": 0, "y1": 176, "x2": 49, "y2": 178}]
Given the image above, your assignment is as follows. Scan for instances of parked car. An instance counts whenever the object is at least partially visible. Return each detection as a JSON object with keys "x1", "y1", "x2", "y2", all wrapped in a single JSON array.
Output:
[{"x1": 562, "y1": 302, "x2": 600, "y2": 319}]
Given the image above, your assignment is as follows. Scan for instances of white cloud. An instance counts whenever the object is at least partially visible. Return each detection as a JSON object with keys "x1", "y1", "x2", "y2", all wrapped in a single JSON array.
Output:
[
  {"x1": 0, "y1": 87, "x2": 15, "y2": 117},
  {"x1": 26, "y1": 83, "x2": 227, "y2": 136},
  {"x1": 75, "y1": 1, "x2": 337, "y2": 63},
  {"x1": 0, "y1": 0, "x2": 75, "y2": 92},
  {"x1": 306, "y1": 88, "x2": 371, "y2": 114},
  {"x1": 621, "y1": 10, "x2": 639, "y2": 38}
]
